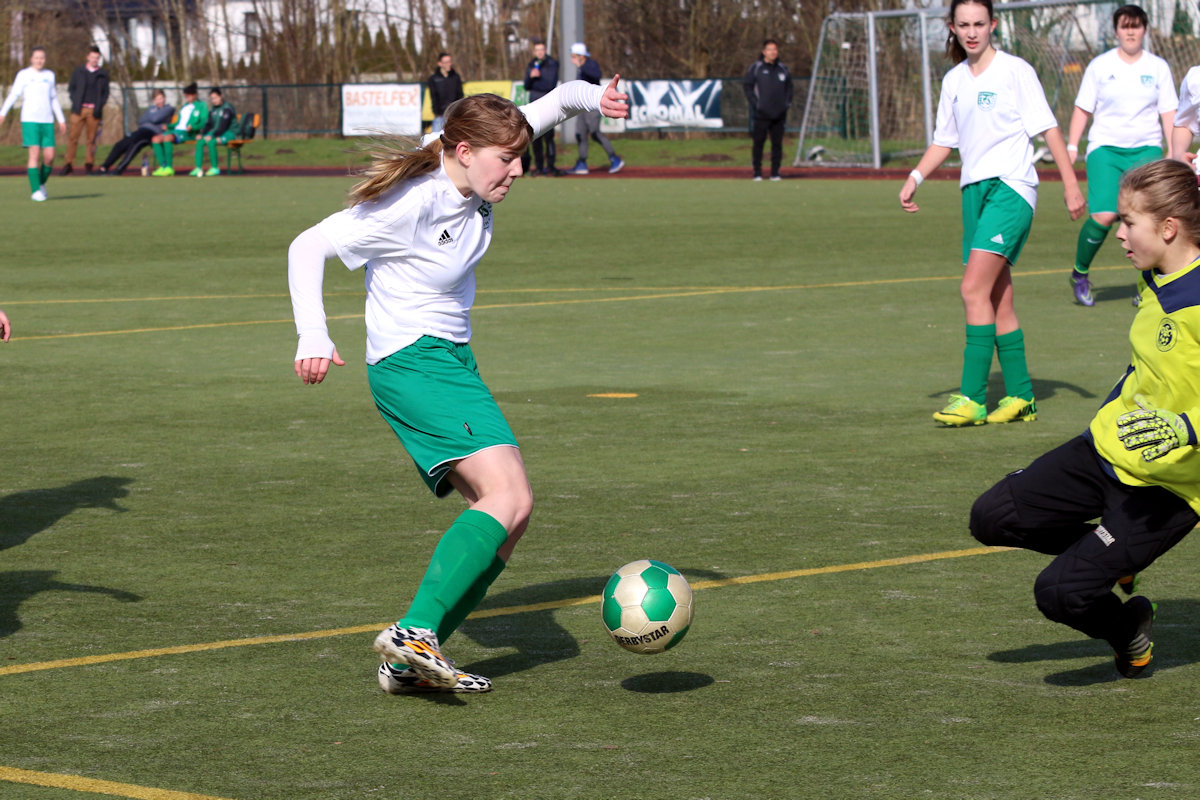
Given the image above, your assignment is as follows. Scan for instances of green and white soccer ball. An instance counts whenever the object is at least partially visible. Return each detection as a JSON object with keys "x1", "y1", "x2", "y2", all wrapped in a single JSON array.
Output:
[{"x1": 601, "y1": 559, "x2": 693, "y2": 654}]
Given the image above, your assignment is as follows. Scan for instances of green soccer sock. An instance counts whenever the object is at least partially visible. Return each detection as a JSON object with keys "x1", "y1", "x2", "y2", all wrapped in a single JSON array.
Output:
[
  {"x1": 436, "y1": 555, "x2": 506, "y2": 645},
  {"x1": 995, "y1": 328, "x2": 1034, "y2": 401},
  {"x1": 163, "y1": 142, "x2": 174, "y2": 168},
  {"x1": 1074, "y1": 217, "x2": 1111, "y2": 273},
  {"x1": 27, "y1": 168, "x2": 40, "y2": 193},
  {"x1": 195, "y1": 142, "x2": 205, "y2": 168},
  {"x1": 960, "y1": 324, "x2": 996, "y2": 405},
  {"x1": 399, "y1": 509, "x2": 510, "y2": 638},
  {"x1": 151, "y1": 141, "x2": 164, "y2": 166},
  {"x1": 38, "y1": 163, "x2": 50, "y2": 185}
]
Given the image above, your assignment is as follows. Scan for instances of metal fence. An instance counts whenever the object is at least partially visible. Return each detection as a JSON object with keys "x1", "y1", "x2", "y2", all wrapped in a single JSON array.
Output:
[{"x1": 117, "y1": 77, "x2": 815, "y2": 139}]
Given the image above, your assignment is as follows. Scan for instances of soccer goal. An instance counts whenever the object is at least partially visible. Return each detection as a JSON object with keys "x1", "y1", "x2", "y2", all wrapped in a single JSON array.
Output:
[{"x1": 794, "y1": 0, "x2": 1191, "y2": 168}]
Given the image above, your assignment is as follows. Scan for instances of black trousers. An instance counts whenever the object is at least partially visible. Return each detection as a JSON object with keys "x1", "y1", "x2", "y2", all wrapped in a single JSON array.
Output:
[
  {"x1": 751, "y1": 115, "x2": 785, "y2": 177},
  {"x1": 970, "y1": 435, "x2": 1197, "y2": 647},
  {"x1": 529, "y1": 131, "x2": 556, "y2": 173},
  {"x1": 102, "y1": 128, "x2": 155, "y2": 173}
]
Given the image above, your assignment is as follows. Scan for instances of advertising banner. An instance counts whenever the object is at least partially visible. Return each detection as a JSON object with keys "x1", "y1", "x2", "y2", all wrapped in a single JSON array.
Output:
[
  {"x1": 626, "y1": 80, "x2": 723, "y2": 129},
  {"x1": 342, "y1": 83, "x2": 422, "y2": 136}
]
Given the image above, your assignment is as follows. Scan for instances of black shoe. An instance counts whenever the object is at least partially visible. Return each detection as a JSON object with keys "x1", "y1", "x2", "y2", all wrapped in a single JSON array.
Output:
[
  {"x1": 1114, "y1": 595, "x2": 1155, "y2": 678},
  {"x1": 84, "y1": 163, "x2": 93, "y2": 174},
  {"x1": 60, "y1": 163, "x2": 73, "y2": 176}
]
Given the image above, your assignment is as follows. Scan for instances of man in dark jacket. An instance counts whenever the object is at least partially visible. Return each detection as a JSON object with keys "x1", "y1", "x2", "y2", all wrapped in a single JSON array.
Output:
[
  {"x1": 522, "y1": 38, "x2": 560, "y2": 175},
  {"x1": 63, "y1": 45, "x2": 110, "y2": 174},
  {"x1": 428, "y1": 52, "x2": 464, "y2": 134},
  {"x1": 742, "y1": 39, "x2": 793, "y2": 181}
]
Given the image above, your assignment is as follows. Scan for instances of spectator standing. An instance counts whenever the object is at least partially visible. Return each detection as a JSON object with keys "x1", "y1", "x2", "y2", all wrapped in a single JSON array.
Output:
[
  {"x1": 523, "y1": 38, "x2": 560, "y2": 175},
  {"x1": 0, "y1": 46, "x2": 67, "y2": 202},
  {"x1": 96, "y1": 89, "x2": 175, "y2": 175},
  {"x1": 63, "y1": 45, "x2": 109, "y2": 175},
  {"x1": 568, "y1": 43, "x2": 624, "y2": 175},
  {"x1": 428, "y1": 52, "x2": 464, "y2": 134},
  {"x1": 742, "y1": 39, "x2": 793, "y2": 181},
  {"x1": 150, "y1": 83, "x2": 208, "y2": 176},
  {"x1": 191, "y1": 87, "x2": 238, "y2": 177}
]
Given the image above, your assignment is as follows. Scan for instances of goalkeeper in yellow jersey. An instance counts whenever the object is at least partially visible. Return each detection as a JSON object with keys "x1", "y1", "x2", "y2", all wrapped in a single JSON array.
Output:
[{"x1": 971, "y1": 159, "x2": 1200, "y2": 678}]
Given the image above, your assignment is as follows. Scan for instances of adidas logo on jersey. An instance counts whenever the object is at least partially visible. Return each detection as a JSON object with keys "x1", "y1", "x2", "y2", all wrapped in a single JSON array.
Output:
[
  {"x1": 990, "y1": 233, "x2": 1005, "y2": 245},
  {"x1": 437, "y1": 229, "x2": 454, "y2": 246}
]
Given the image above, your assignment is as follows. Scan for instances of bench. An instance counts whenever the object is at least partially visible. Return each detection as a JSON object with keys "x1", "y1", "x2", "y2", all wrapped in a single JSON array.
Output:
[{"x1": 222, "y1": 113, "x2": 260, "y2": 174}]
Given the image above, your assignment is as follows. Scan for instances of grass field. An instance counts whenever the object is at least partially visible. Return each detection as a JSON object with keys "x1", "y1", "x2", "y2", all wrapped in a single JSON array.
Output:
[{"x1": 3, "y1": 173, "x2": 1199, "y2": 800}]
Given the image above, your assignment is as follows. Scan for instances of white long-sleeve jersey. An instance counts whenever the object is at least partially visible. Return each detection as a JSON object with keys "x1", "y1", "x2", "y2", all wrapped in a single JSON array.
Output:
[{"x1": 0, "y1": 67, "x2": 65, "y2": 124}]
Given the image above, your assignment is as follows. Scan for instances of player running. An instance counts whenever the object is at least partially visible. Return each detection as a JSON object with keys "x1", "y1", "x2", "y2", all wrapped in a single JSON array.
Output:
[
  {"x1": 1066, "y1": 4, "x2": 1176, "y2": 306},
  {"x1": 971, "y1": 158, "x2": 1200, "y2": 678},
  {"x1": 899, "y1": 0, "x2": 1085, "y2": 427},
  {"x1": 0, "y1": 47, "x2": 67, "y2": 202},
  {"x1": 287, "y1": 79, "x2": 628, "y2": 694}
]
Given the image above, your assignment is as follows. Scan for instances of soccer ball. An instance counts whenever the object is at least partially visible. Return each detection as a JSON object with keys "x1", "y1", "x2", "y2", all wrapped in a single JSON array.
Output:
[{"x1": 601, "y1": 559, "x2": 693, "y2": 654}]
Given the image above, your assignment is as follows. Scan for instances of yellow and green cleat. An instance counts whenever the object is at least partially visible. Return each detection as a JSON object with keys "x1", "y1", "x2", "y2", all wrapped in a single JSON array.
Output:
[
  {"x1": 986, "y1": 396, "x2": 1037, "y2": 424},
  {"x1": 933, "y1": 394, "x2": 987, "y2": 427}
]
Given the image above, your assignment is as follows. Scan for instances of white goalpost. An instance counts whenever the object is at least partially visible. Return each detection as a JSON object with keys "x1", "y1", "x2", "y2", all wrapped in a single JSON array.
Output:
[{"x1": 795, "y1": 0, "x2": 1197, "y2": 168}]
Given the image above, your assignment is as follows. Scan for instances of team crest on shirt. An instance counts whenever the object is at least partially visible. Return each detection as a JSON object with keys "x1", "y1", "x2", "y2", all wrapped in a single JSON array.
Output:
[
  {"x1": 1157, "y1": 318, "x2": 1178, "y2": 351},
  {"x1": 976, "y1": 91, "x2": 996, "y2": 110},
  {"x1": 478, "y1": 201, "x2": 493, "y2": 231},
  {"x1": 1141, "y1": 75, "x2": 1154, "y2": 86}
]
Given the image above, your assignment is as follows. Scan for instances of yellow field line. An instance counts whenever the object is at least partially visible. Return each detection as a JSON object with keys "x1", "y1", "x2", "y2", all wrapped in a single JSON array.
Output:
[
  {"x1": 8, "y1": 262, "x2": 1130, "y2": 342},
  {"x1": 0, "y1": 545, "x2": 1009, "y2": 678},
  {"x1": 0, "y1": 766, "x2": 233, "y2": 800}
]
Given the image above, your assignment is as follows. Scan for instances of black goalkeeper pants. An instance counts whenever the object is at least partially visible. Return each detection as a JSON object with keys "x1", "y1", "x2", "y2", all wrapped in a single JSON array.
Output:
[{"x1": 970, "y1": 435, "x2": 1196, "y2": 648}]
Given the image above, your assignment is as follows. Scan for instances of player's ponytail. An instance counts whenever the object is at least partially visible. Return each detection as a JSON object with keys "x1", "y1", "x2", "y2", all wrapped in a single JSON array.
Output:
[
  {"x1": 349, "y1": 93, "x2": 533, "y2": 206},
  {"x1": 946, "y1": 0, "x2": 995, "y2": 63},
  {"x1": 1120, "y1": 159, "x2": 1200, "y2": 247}
]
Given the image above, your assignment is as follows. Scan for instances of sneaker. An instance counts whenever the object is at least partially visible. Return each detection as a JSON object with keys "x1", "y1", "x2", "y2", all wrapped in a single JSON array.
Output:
[
  {"x1": 154, "y1": 167, "x2": 175, "y2": 177},
  {"x1": 189, "y1": 167, "x2": 204, "y2": 177},
  {"x1": 60, "y1": 163, "x2": 73, "y2": 176},
  {"x1": 1071, "y1": 272, "x2": 1094, "y2": 306},
  {"x1": 1117, "y1": 574, "x2": 1140, "y2": 596},
  {"x1": 205, "y1": 167, "x2": 221, "y2": 177},
  {"x1": 30, "y1": 188, "x2": 46, "y2": 202},
  {"x1": 769, "y1": 175, "x2": 782, "y2": 182},
  {"x1": 752, "y1": 175, "x2": 763, "y2": 182},
  {"x1": 377, "y1": 662, "x2": 492, "y2": 694},
  {"x1": 608, "y1": 156, "x2": 624, "y2": 174},
  {"x1": 933, "y1": 393, "x2": 987, "y2": 426},
  {"x1": 569, "y1": 161, "x2": 589, "y2": 175},
  {"x1": 1114, "y1": 595, "x2": 1155, "y2": 678},
  {"x1": 372, "y1": 624, "x2": 457, "y2": 688},
  {"x1": 986, "y1": 396, "x2": 1037, "y2": 424}
]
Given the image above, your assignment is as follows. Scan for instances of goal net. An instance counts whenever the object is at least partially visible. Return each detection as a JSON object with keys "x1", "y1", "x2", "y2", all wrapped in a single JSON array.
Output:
[{"x1": 795, "y1": 0, "x2": 1200, "y2": 168}]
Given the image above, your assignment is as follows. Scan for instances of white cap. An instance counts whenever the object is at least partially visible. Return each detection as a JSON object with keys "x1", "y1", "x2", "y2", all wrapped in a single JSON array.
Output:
[{"x1": 570, "y1": 42, "x2": 588, "y2": 56}]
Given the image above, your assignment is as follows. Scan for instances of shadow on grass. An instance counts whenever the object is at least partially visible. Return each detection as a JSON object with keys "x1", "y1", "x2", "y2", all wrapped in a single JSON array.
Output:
[
  {"x1": 453, "y1": 567, "x2": 726, "y2": 682},
  {"x1": 622, "y1": 671, "x2": 714, "y2": 693},
  {"x1": 0, "y1": 476, "x2": 132, "y2": 552},
  {"x1": 929, "y1": 375, "x2": 1097, "y2": 406},
  {"x1": 987, "y1": 597, "x2": 1200, "y2": 686},
  {"x1": 1091, "y1": 284, "x2": 1140, "y2": 305},
  {"x1": 0, "y1": 570, "x2": 141, "y2": 637}
]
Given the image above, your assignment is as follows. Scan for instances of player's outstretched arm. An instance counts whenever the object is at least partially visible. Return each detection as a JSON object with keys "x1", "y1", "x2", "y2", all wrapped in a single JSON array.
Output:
[
  {"x1": 899, "y1": 144, "x2": 952, "y2": 213},
  {"x1": 288, "y1": 227, "x2": 344, "y2": 385},
  {"x1": 600, "y1": 75, "x2": 629, "y2": 120},
  {"x1": 1116, "y1": 394, "x2": 1198, "y2": 461}
]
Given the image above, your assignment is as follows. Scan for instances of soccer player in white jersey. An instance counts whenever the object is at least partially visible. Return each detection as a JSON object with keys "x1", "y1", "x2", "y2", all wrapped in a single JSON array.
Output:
[
  {"x1": 972, "y1": 159, "x2": 1200, "y2": 678},
  {"x1": 288, "y1": 79, "x2": 628, "y2": 695},
  {"x1": 0, "y1": 47, "x2": 66, "y2": 202},
  {"x1": 899, "y1": 0, "x2": 1085, "y2": 427},
  {"x1": 1067, "y1": 5, "x2": 1176, "y2": 307}
]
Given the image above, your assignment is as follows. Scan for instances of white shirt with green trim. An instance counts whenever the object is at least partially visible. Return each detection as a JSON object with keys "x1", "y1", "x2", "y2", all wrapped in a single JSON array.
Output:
[
  {"x1": 0, "y1": 67, "x2": 65, "y2": 124},
  {"x1": 1074, "y1": 48, "x2": 1175, "y2": 154},
  {"x1": 290, "y1": 80, "x2": 607, "y2": 365},
  {"x1": 933, "y1": 50, "x2": 1057, "y2": 210}
]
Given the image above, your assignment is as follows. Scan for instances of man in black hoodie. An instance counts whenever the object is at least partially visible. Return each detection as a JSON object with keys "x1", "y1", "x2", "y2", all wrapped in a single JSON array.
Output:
[
  {"x1": 63, "y1": 45, "x2": 110, "y2": 175},
  {"x1": 742, "y1": 39, "x2": 793, "y2": 181}
]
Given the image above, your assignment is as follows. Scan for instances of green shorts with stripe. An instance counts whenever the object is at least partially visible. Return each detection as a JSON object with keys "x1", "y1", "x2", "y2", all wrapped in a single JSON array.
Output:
[
  {"x1": 1085, "y1": 144, "x2": 1162, "y2": 214},
  {"x1": 960, "y1": 178, "x2": 1034, "y2": 265},
  {"x1": 21, "y1": 122, "x2": 55, "y2": 148},
  {"x1": 367, "y1": 335, "x2": 519, "y2": 498}
]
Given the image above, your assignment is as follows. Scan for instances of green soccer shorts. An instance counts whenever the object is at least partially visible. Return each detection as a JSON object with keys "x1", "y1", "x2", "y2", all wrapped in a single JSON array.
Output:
[
  {"x1": 960, "y1": 178, "x2": 1034, "y2": 266},
  {"x1": 1085, "y1": 145, "x2": 1162, "y2": 215},
  {"x1": 21, "y1": 122, "x2": 55, "y2": 148},
  {"x1": 367, "y1": 335, "x2": 519, "y2": 498}
]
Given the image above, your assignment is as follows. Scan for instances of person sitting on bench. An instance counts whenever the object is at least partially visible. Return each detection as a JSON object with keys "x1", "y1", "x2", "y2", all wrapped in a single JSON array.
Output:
[{"x1": 95, "y1": 89, "x2": 174, "y2": 175}]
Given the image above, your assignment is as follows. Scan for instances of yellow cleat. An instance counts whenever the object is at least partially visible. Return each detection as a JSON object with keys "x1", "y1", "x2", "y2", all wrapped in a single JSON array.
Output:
[
  {"x1": 986, "y1": 396, "x2": 1037, "y2": 424},
  {"x1": 933, "y1": 394, "x2": 987, "y2": 427}
]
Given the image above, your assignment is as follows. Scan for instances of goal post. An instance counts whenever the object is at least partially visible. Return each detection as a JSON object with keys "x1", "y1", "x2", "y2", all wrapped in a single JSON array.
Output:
[{"x1": 795, "y1": 0, "x2": 1195, "y2": 168}]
